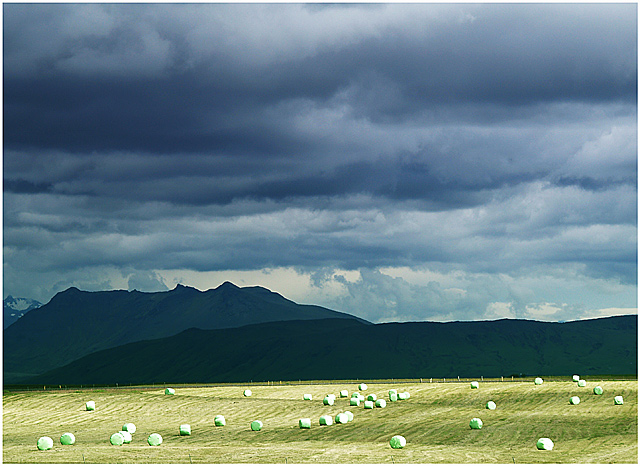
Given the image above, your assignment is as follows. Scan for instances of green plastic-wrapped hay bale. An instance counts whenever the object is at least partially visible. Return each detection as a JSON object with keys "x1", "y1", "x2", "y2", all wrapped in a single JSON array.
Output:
[
  {"x1": 534, "y1": 377, "x2": 543, "y2": 385},
  {"x1": 367, "y1": 394, "x2": 377, "y2": 402},
  {"x1": 299, "y1": 418, "x2": 311, "y2": 429},
  {"x1": 319, "y1": 415, "x2": 333, "y2": 426},
  {"x1": 359, "y1": 383, "x2": 368, "y2": 391},
  {"x1": 470, "y1": 381, "x2": 479, "y2": 389},
  {"x1": 389, "y1": 392, "x2": 398, "y2": 402},
  {"x1": 486, "y1": 401, "x2": 496, "y2": 410},
  {"x1": 572, "y1": 375, "x2": 580, "y2": 382},
  {"x1": 390, "y1": 435, "x2": 406, "y2": 449},
  {"x1": 577, "y1": 379, "x2": 586, "y2": 387},
  {"x1": 122, "y1": 422, "x2": 136, "y2": 434},
  {"x1": 335, "y1": 413, "x2": 349, "y2": 424},
  {"x1": 537, "y1": 438, "x2": 554, "y2": 450},
  {"x1": 147, "y1": 433, "x2": 163, "y2": 446},
  {"x1": 119, "y1": 431, "x2": 132, "y2": 444},
  {"x1": 244, "y1": 389, "x2": 252, "y2": 397},
  {"x1": 165, "y1": 388, "x2": 175, "y2": 395},
  {"x1": 60, "y1": 433, "x2": 75, "y2": 445},
  {"x1": 570, "y1": 396, "x2": 580, "y2": 405},
  {"x1": 344, "y1": 411, "x2": 354, "y2": 422},
  {"x1": 303, "y1": 393, "x2": 313, "y2": 401},
  {"x1": 375, "y1": 399, "x2": 387, "y2": 408},
  {"x1": 179, "y1": 424, "x2": 191, "y2": 436},
  {"x1": 37, "y1": 436, "x2": 54, "y2": 451},
  {"x1": 340, "y1": 389, "x2": 349, "y2": 398},
  {"x1": 251, "y1": 420, "x2": 263, "y2": 431},
  {"x1": 85, "y1": 401, "x2": 95, "y2": 411},
  {"x1": 364, "y1": 400, "x2": 374, "y2": 409},
  {"x1": 469, "y1": 418, "x2": 483, "y2": 429},
  {"x1": 214, "y1": 415, "x2": 226, "y2": 426},
  {"x1": 593, "y1": 386, "x2": 603, "y2": 395},
  {"x1": 323, "y1": 396, "x2": 335, "y2": 406},
  {"x1": 350, "y1": 397, "x2": 361, "y2": 407},
  {"x1": 110, "y1": 433, "x2": 124, "y2": 446},
  {"x1": 614, "y1": 396, "x2": 624, "y2": 405}
]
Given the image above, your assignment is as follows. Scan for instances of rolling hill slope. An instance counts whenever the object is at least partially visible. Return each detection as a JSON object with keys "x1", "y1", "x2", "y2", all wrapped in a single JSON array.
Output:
[{"x1": 28, "y1": 315, "x2": 637, "y2": 385}]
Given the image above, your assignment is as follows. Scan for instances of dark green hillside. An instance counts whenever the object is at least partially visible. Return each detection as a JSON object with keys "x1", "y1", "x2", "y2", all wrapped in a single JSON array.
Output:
[
  {"x1": 29, "y1": 315, "x2": 637, "y2": 385},
  {"x1": 3, "y1": 282, "x2": 368, "y2": 382}
]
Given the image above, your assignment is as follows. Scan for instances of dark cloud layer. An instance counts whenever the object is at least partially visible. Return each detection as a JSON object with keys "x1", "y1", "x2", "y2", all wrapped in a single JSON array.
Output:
[{"x1": 3, "y1": 3, "x2": 636, "y2": 321}]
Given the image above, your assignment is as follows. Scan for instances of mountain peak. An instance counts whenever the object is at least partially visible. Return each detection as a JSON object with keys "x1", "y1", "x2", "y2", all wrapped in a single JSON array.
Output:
[{"x1": 217, "y1": 281, "x2": 240, "y2": 290}]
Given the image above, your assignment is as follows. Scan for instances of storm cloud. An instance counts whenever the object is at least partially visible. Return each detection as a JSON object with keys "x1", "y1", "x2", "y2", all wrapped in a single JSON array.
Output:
[{"x1": 3, "y1": 3, "x2": 636, "y2": 322}]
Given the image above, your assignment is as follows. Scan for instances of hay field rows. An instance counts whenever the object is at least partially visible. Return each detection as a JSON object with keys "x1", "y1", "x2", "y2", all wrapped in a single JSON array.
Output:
[{"x1": 3, "y1": 380, "x2": 637, "y2": 463}]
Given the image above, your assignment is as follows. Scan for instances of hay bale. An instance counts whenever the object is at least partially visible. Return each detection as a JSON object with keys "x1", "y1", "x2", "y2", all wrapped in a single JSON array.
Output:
[
  {"x1": 593, "y1": 386, "x2": 603, "y2": 395},
  {"x1": 323, "y1": 396, "x2": 335, "y2": 406},
  {"x1": 60, "y1": 433, "x2": 75, "y2": 445},
  {"x1": 389, "y1": 392, "x2": 398, "y2": 402},
  {"x1": 122, "y1": 422, "x2": 136, "y2": 434},
  {"x1": 534, "y1": 377, "x2": 543, "y2": 385},
  {"x1": 179, "y1": 424, "x2": 191, "y2": 436},
  {"x1": 572, "y1": 375, "x2": 580, "y2": 382},
  {"x1": 165, "y1": 388, "x2": 175, "y2": 395},
  {"x1": 486, "y1": 401, "x2": 496, "y2": 410},
  {"x1": 147, "y1": 433, "x2": 163, "y2": 446},
  {"x1": 350, "y1": 397, "x2": 361, "y2": 407},
  {"x1": 299, "y1": 418, "x2": 311, "y2": 429},
  {"x1": 244, "y1": 389, "x2": 252, "y2": 397},
  {"x1": 319, "y1": 415, "x2": 333, "y2": 426},
  {"x1": 344, "y1": 411, "x2": 354, "y2": 422},
  {"x1": 470, "y1": 381, "x2": 479, "y2": 389},
  {"x1": 351, "y1": 391, "x2": 360, "y2": 398},
  {"x1": 397, "y1": 392, "x2": 408, "y2": 400},
  {"x1": 570, "y1": 396, "x2": 580, "y2": 405},
  {"x1": 110, "y1": 433, "x2": 124, "y2": 446},
  {"x1": 118, "y1": 431, "x2": 132, "y2": 444},
  {"x1": 359, "y1": 383, "x2": 368, "y2": 391},
  {"x1": 578, "y1": 379, "x2": 586, "y2": 387},
  {"x1": 37, "y1": 436, "x2": 54, "y2": 451},
  {"x1": 367, "y1": 394, "x2": 377, "y2": 401},
  {"x1": 214, "y1": 415, "x2": 226, "y2": 426},
  {"x1": 251, "y1": 420, "x2": 263, "y2": 431},
  {"x1": 364, "y1": 400, "x2": 374, "y2": 409},
  {"x1": 469, "y1": 418, "x2": 483, "y2": 429},
  {"x1": 536, "y1": 438, "x2": 554, "y2": 450},
  {"x1": 614, "y1": 396, "x2": 624, "y2": 405},
  {"x1": 335, "y1": 413, "x2": 349, "y2": 424},
  {"x1": 389, "y1": 389, "x2": 398, "y2": 396},
  {"x1": 375, "y1": 399, "x2": 387, "y2": 408},
  {"x1": 389, "y1": 435, "x2": 406, "y2": 449},
  {"x1": 85, "y1": 401, "x2": 95, "y2": 411},
  {"x1": 303, "y1": 393, "x2": 313, "y2": 400},
  {"x1": 340, "y1": 389, "x2": 349, "y2": 397}
]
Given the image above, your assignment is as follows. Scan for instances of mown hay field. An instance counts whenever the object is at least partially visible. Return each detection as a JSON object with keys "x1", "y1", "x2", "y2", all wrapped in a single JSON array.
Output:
[{"x1": 3, "y1": 379, "x2": 637, "y2": 463}]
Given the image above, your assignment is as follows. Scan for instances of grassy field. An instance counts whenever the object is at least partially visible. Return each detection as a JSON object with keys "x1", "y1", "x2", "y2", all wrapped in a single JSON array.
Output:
[{"x1": 3, "y1": 379, "x2": 637, "y2": 464}]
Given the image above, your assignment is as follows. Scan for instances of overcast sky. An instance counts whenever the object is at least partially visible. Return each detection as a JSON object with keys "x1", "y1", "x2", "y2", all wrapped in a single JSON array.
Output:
[{"x1": 3, "y1": 3, "x2": 637, "y2": 323}]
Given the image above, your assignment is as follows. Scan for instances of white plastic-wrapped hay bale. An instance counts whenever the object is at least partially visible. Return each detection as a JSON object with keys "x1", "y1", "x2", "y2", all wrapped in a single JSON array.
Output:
[
  {"x1": 344, "y1": 411, "x2": 354, "y2": 422},
  {"x1": 469, "y1": 418, "x2": 483, "y2": 429},
  {"x1": 250, "y1": 420, "x2": 263, "y2": 431},
  {"x1": 85, "y1": 401, "x2": 95, "y2": 411},
  {"x1": 364, "y1": 400, "x2": 374, "y2": 409},
  {"x1": 214, "y1": 415, "x2": 226, "y2": 426},
  {"x1": 389, "y1": 392, "x2": 398, "y2": 402},
  {"x1": 350, "y1": 397, "x2": 360, "y2": 407},
  {"x1": 389, "y1": 435, "x2": 406, "y2": 449},
  {"x1": 122, "y1": 422, "x2": 136, "y2": 434},
  {"x1": 486, "y1": 401, "x2": 496, "y2": 410},
  {"x1": 319, "y1": 415, "x2": 333, "y2": 426},
  {"x1": 389, "y1": 389, "x2": 398, "y2": 397},
  {"x1": 244, "y1": 389, "x2": 252, "y2": 397},
  {"x1": 165, "y1": 387, "x2": 175, "y2": 395},
  {"x1": 340, "y1": 389, "x2": 349, "y2": 398},
  {"x1": 299, "y1": 418, "x2": 311, "y2": 429},
  {"x1": 578, "y1": 379, "x2": 586, "y2": 387},
  {"x1": 60, "y1": 433, "x2": 75, "y2": 445},
  {"x1": 359, "y1": 383, "x2": 368, "y2": 391},
  {"x1": 110, "y1": 433, "x2": 124, "y2": 446},
  {"x1": 118, "y1": 431, "x2": 132, "y2": 444},
  {"x1": 470, "y1": 381, "x2": 479, "y2": 389},
  {"x1": 397, "y1": 392, "x2": 409, "y2": 400},
  {"x1": 593, "y1": 386, "x2": 603, "y2": 395},
  {"x1": 179, "y1": 424, "x2": 191, "y2": 436},
  {"x1": 147, "y1": 433, "x2": 162, "y2": 446},
  {"x1": 375, "y1": 399, "x2": 387, "y2": 408},
  {"x1": 572, "y1": 375, "x2": 580, "y2": 382},
  {"x1": 537, "y1": 438, "x2": 554, "y2": 450},
  {"x1": 303, "y1": 393, "x2": 313, "y2": 401},
  {"x1": 323, "y1": 395, "x2": 335, "y2": 406},
  {"x1": 570, "y1": 396, "x2": 580, "y2": 405},
  {"x1": 367, "y1": 394, "x2": 377, "y2": 402},
  {"x1": 614, "y1": 395, "x2": 624, "y2": 405},
  {"x1": 534, "y1": 377, "x2": 543, "y2": 385},
  {"x1": 335, "y1": 413, "x2": 349, "y2": 424},
  {"x1": 37, "y1": 436, "x2": 54, "y2": 451},
  {"x1": 351, "y1": 391, "x2": 360, "y2": 398}
]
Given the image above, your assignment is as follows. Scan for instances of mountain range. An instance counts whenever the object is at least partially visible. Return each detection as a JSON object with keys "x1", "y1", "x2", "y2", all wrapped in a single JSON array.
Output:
[
  {"x1": 3, "y1": 295, "x2": 42, "y2": 329},
  {"x1": 4, "y1": 283, "x2": 637, "y2": 385}
]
